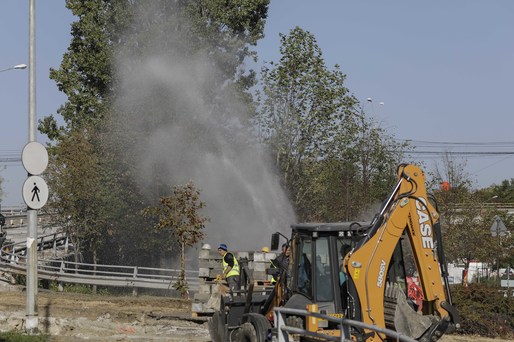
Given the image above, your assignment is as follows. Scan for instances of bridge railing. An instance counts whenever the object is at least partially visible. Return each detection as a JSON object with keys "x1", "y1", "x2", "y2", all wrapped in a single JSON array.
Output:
[
  {"x1": 1, "y1": 231, "x2": 68, "y2": 256},
  {"x1": 0, "y1": 233, "x2": 199, "y2": 294}
]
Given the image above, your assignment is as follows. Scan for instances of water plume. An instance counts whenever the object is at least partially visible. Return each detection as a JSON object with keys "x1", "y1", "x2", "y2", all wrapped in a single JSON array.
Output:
[{"x1": 112, "y1": 6, "x2": 296, "y2": 252}]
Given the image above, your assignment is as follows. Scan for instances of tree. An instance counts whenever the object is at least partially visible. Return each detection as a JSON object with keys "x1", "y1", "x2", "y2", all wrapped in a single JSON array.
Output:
[
  {"x1": 428, "y1": 152, "x2": 474, "y2": 191},
  {"x1": 44, "y1": 129, "x2": 104, "y2": 264},
  {"x1": 436, "y1": 188, "x2": 496, "y2": 281},
  {"x1": 428, "y1": 153, "x2": 514, "y2": 284},
  {"x1": 257, "y1": 27, "x2": 358, "y2": 217},
  {"x1": 257, "y1": 27, "x2": 405, "y2": 220},
  {"x1": 38, "y1": 0, "x2": 118, "y2": 140},
  {"x1": 142, "y1": 181, "x2": 208, "y2": 298},
  {"x1": 489, "y1": 179, "x2": 514, "y2": 203},
  {"x1": 38, "y1": 0, "x2": 119, "y2": 258}
]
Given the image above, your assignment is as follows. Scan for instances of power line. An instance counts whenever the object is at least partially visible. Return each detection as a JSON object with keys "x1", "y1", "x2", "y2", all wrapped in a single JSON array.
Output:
[
  {"x1": 396, "y1": 140, "x2": 514, "y2": 160},
  {"x1": 399, "y1": 139, "x2": 514, "y2": 147},
  {"x1": 2, "y1": 140, "x2": 514, "y2": 161},
  {"x1": 407, "y1": 151, "x2": 514, "y2": 156}
]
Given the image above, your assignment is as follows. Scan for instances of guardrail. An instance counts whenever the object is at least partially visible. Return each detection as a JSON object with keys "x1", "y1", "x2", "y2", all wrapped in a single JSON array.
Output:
[
  {"x1": 3, "y1": 232, "x2": 69, "y2": 256},
  {"x1": 0, "y1": 206, "x2": 26, "y2": 215},
  {"x1": 0, "y1": 233, "x2": 199, "y2": 294},
  {"x1": 273, "y1": 307, "x2": 417, "y2": 342}
]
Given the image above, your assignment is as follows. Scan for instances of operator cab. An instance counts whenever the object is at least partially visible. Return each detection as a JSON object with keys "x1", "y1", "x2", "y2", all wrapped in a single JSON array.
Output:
[{"x1": 272, "y1": 222, "x2": 370, "y2": 316}]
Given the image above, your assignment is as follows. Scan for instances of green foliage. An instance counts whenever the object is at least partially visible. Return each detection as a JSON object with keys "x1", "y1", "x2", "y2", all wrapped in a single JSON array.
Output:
[
  {"x1": 432, "y1": 182, "x2": 514, "y2": 271},
  {"x1": 257, "y1": 27, "x2": 405, "y2": 221},
  {"x1": 436, "y1": 189, "x2": 496, "y2": 266},
  {"x1": 0, "y1": 332, "x2": 48, "y2": 342},
  {"x1": 142, "y1": 181, "x2": 208, "y2": 249},
  {"x1": 451, "y1": 284, "x2": 514, "y2": 338},
  {"x1": 490, "y1": 179, "x2": 514, "y2": 203},
  {"x1": 39, "y1": 0, "x2": 117, "y2": 139}
]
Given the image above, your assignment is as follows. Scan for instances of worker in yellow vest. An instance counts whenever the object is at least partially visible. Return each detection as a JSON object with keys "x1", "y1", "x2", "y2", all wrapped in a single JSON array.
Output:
[{"x1": 217, "y1": 243, "x2": 240, "y2": 293}]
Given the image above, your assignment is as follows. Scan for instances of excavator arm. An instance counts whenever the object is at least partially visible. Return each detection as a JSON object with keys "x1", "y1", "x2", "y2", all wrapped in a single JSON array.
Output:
[{"x1": 345, "y1": 164, "x2": 459, "y2": 341}]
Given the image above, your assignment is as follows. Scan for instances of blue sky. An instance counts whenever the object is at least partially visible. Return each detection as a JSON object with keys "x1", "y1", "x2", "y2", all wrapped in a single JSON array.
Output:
[{"x1": 1, "y1": 1, "x2": 514, "y2": 207}]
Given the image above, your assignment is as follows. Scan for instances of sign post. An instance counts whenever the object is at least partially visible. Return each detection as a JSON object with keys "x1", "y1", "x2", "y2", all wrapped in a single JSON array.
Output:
[
  {"x1": 25, "y1": 2, "x2": 40, "y2": 331},
  {"x1": 22, "y1": 176, "x2": 48, "y2": 210},
  {"x1": 22, "y1": 141, "x2": 49, "y2": 334}
]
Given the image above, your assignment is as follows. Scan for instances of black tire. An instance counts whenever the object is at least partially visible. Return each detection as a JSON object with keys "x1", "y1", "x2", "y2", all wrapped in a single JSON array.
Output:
[
  {"x1": 247, "y1": 313, "x2": 271, "y2": 341},
  {"x1": 235, "y1": 322, "x2": 258, "y2": 342},
  {"x1": 208, "y1": 311, "x2": 225, "y2": 342}
]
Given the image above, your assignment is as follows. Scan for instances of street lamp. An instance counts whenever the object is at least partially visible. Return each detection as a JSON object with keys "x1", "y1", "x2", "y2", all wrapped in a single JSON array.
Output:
[
  {"x1": 491, "y1": 215, "x2": 507, "y2": 286},
  {"x1": 0, "y1": 64, "x2": 27, "y2": 73}
]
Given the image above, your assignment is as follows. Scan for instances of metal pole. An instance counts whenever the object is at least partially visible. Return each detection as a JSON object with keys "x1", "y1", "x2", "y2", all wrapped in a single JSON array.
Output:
[
  {"x1": 26, "y1": 0, "x2": 39, "y2": 333},
  {"x1": 497, "y1": 217, "x2": 500, "y2": 288}
]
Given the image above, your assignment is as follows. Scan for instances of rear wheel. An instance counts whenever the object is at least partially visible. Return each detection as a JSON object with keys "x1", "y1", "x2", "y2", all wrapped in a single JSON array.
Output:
[{"x1": 235, "y1": 322, "x2": 258, "y2": 342}]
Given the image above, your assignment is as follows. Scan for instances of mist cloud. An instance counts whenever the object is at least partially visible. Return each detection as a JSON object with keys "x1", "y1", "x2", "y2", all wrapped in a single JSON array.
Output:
[{"x1": 113, "y1": 9, "x2": 296, "y2": 252}]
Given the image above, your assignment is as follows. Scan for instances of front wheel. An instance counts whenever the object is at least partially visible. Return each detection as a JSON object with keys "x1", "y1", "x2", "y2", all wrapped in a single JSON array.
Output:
[{"x1": 235, "y1": 322, "x2": 258, "y2": 342}]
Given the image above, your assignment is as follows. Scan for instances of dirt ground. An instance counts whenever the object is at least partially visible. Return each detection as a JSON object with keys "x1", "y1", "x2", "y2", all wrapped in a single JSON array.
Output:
[
  {"x1": 0, "y1": 284, "x2": 511, "y2": 342},
  {"x1": 0, "y1": 284, "x2": 210, "y2": 341}
]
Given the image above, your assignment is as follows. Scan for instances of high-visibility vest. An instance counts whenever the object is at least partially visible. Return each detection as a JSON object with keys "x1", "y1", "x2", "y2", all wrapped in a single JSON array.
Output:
[{"x1": 222, "y1": 252, "x2": 240, "y2": 277}]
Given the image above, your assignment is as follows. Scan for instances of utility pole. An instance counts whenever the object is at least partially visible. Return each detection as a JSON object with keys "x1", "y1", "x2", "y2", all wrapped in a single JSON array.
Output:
[{"x1": 26, "y1": 0, "x2": 38, "y2": 333}]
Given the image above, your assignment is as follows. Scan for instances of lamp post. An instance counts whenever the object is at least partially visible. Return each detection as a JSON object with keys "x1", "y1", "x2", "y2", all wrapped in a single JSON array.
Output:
[
  {"x1": 0, "y1": 64, "x2": 27, "y2": 73},
  {"x1": 25, "y1": 0, "x2": 39, "y2": 333},
  {"x1": 491, "y1": 215, "x2": 507, "y2": 287}
]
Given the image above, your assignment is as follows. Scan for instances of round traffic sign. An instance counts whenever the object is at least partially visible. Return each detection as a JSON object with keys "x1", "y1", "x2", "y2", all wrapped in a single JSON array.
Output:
[
  {"x1": 22, "y1": 176, "x2": 49, "y2": 210},
  {"x1": 22, "y1": 141, "x2": 48, "y2": 175}
]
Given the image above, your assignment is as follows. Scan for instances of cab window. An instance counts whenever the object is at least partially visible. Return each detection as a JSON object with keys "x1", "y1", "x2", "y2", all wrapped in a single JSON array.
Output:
[
  {"x1": 315, "y1": 237, "x2": 333, "y2": 302},
  {"x1": 297, "y1": 238, "x2": 312, "y2": 297}
]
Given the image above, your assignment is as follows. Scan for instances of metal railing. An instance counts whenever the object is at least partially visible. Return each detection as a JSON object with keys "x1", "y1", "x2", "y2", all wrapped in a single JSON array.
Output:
[
  {"x1": 2, "y1": 231, "x2": 69, "y2": 256},
  {"x1": 0, "y1": 233, "x2": 199, "y2": 293},
  {"x1": 273, "y1": 307, "x2": 417, "y2": 342},
  {"x1": 0, "y1": 205, "x2": 26, "y2": 214}
]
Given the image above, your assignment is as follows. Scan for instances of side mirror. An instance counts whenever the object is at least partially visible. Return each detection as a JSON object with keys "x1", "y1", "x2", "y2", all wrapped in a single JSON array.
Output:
[{"x1": 271, "y1": 233, "x2": 279, "y2": 251}]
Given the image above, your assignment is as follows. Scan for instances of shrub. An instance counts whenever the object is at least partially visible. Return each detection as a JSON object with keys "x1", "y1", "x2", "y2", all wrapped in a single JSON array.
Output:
[
  {"x1": 0, "y1": 331, "x2": 48, "y2": 341},
  {"x1": 451, "y1": 284, "x2": 514, "y2": 339}
]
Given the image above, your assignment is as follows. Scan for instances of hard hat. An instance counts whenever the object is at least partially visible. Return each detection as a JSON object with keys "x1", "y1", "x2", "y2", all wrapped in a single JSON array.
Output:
[
  {"x1": 261, "y1": 246, "x2": 270, "y2": 253},
  {"x1": 202, "y1": 243, "x2": 211, "y2": 250}
]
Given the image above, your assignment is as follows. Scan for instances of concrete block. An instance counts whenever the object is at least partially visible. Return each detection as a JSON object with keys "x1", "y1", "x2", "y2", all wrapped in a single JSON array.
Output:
[
  {"x1": 191, "y1": 302, "x2": 204, "y2": 312},
  {"x1": 199, "y1": 259, "x2": 221, "y2": 268},
  {"x1": 264, "y1": 253, "x2": 277, "y2": 261},
  {"x1": 193, "y1": 293, "x2": 211, "y2": 301},
  {"x1": 198, "y1": 268, "x2": 210, "y2": 277},
  {"x1": 252, "y1": 270, "x2": 267, "y2": 280},
  {"x1": 254, "y1": 252, "x2": 265, "y2": 262},
  {"x1": 198, "y1": 284, "x2": 212, "y2": 294},
  {"x1": 254, "y1": 262, "x2": 267, "y2": 272},
  {"x1": 199, "y1": 250, "x2": 220, "y2": 260}
]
